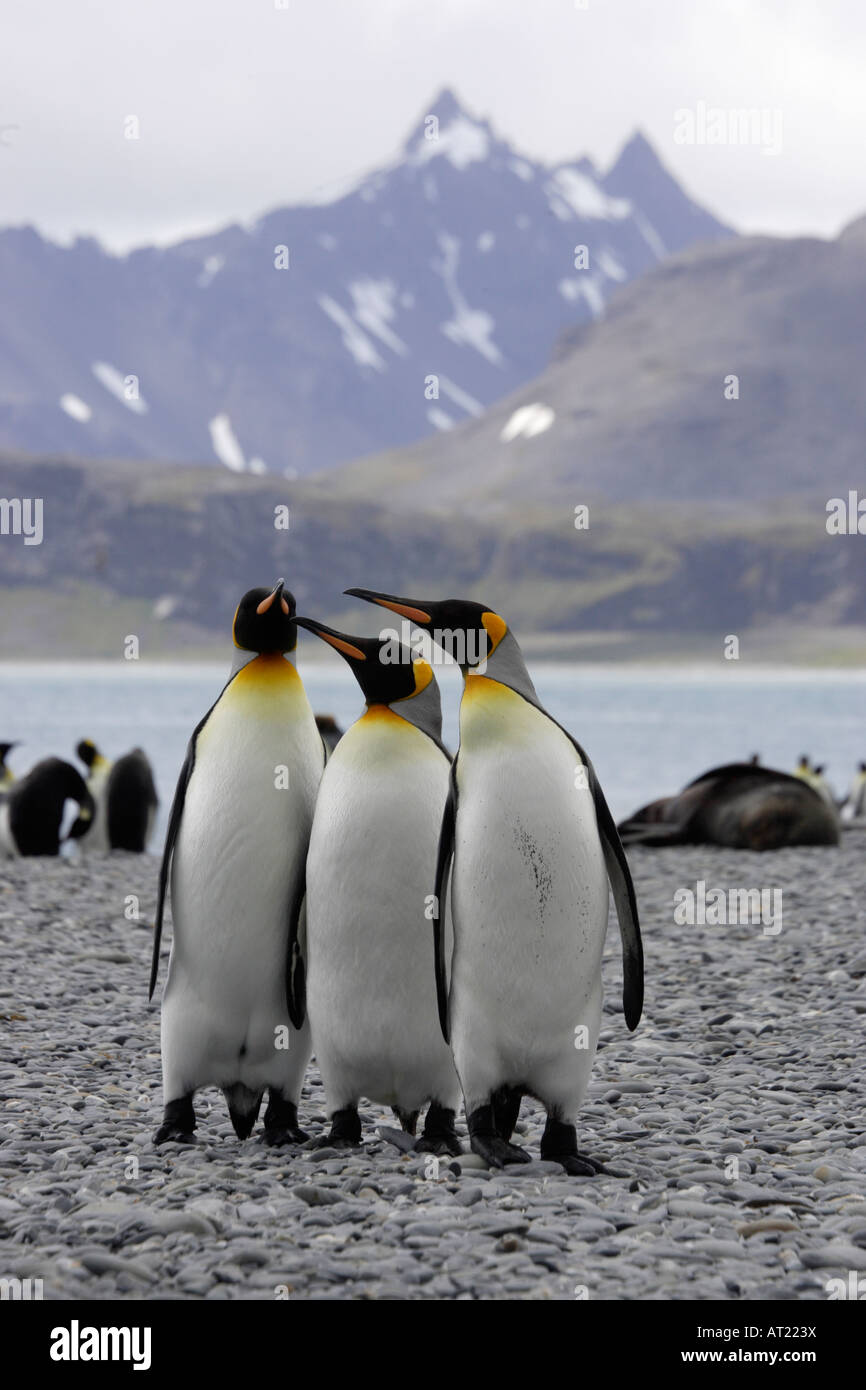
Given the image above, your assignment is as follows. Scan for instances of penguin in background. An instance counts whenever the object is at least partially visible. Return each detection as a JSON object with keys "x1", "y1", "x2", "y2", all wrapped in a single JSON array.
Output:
[
  {"x1": 292, "y1": 616, "x2": 461, "y2": 1155},
  {"x1": 794, "y1": 755, "x2": 812, "y2": 781},
  {"x1": 841, "y1": 762, "x2": 866, "y2": 822},
  {"x1": 106, "y1": 749, "x2": 158, "y2": 851},
  {"x1": 808, "y1": 764, "x2": 837, "y2": 810},
  {"x1": 346, "y1": 588, "x2": 643, "y2": 1175},
  {"x1": 314, "y1": 713, "x2": 343, "y2": 756},
  {"x1": 76, "y1": 740, "x2": 113, "y2": 853},
  {"x1": 77, "y1": 741, "x2": 158, "y2": 851},
  {"x1": 0, "y1": 742, "x2": 19, "y2": 791},
  {"x1": 0, "y1": 758, "x2": 94, "y2": 857},
  {"x1": 149, "y1": 580, "x2": 324, "y2": 1145}
]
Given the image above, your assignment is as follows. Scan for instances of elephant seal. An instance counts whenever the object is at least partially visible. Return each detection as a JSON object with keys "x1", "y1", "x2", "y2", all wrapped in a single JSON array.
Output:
[{"x1": 618, "y1": 762, "x2": 840, "y2": 851}]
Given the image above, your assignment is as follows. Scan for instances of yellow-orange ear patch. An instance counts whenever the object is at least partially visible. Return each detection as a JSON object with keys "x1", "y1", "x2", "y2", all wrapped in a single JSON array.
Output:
[
  {"x1": 481, "y1": 611, "x2": 507, "y2": 654},
  {"x1": 412, "y1": 659, "x2": 433, "y2": 696}
]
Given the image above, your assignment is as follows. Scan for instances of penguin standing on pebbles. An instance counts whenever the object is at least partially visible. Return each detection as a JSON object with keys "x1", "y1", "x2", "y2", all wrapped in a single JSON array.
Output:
[
  {"x1": 76, "y1": 740, "x2": 113, "y2": 852},
  {"x1": 292, "y1": 617, "x2": 461, "y2": 1155},
  {"x1": 346, "y1": 589, "x2": 643, "y2": 1175},
  {"x1": 77, "y1": 741, "x2": 158, "y2": 852},
  {"x1": 0, "y1": 758, "x2": 93, "y2": 857},
  {"x1": 150, "y1": 580, "x2": 324, "y2": 1146}
]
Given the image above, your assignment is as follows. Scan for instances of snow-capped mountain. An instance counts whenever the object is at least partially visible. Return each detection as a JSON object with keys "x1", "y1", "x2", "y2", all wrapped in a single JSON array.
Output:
[{"x1": 0, "y1": 89, "x2": 733, "y2": 475}]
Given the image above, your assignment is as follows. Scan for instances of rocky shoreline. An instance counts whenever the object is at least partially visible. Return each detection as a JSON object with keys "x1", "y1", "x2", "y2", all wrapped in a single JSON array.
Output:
[{"x1": 1, "y1": 839, "x2": 864, "y2": 1301}]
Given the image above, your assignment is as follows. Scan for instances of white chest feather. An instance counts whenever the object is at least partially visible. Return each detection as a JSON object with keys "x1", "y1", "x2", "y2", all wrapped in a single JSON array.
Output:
[{"x1": 453, "y1": 677, "x2": 608, "y2": 1011}]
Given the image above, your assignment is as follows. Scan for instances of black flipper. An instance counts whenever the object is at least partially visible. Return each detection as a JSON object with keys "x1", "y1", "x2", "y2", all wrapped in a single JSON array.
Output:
[
  {"x1": 432, "y1": 758, "x2": 458, "y2": 1043},
  {"x1": 148, "y1": 676, "x2": 237, "y2": 1000},
  {"x1": 148, "y1": 739, "x2": 194, "y2": 1000},
  {"x1": 548, "y1": 718, "x2": 644, "y2": 1032},
  {"x1": 286, "y1": 882, "x2": 307, "y2": 1030}
]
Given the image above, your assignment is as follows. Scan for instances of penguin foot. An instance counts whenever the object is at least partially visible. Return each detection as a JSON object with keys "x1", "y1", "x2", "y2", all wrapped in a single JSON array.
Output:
[
  {"x1": 416, "y1": 1103, "x2": 462, "y2": 1157},
  {"x1": 467, "y1": 1104, "x2": 531, "y2": 1168},
  {"x1": 264, "y1": 1124, "x2": 309, "y2": 1147},
  {"x1": 263, "y1": 1091, "x2": 308, "y2": 1146},
  {"x1": 154, "y1": 1124, "x2": 196, "y2": 1146},
  {"x1": 540, "y1": 1115, "x2": 606, "y2": 1176},
  {"x1": 154, "y1": 1095, "x2": 196, "y2": 1146},
  {"x1": 315, "y1": 1105, "x2": 362, "y2": 1149},
  {"x1": 555, "y1": 1153, "x2": 607, "y2": 1177}
]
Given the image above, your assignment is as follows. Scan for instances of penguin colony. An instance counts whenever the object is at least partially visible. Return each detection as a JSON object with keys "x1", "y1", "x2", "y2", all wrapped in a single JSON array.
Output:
[
  {"x1": 0, "y1": 739, "x2": 157, "y2": 858},
  {"x1": 149, "y1": 579, "x2": 644, "y2": 1172}
]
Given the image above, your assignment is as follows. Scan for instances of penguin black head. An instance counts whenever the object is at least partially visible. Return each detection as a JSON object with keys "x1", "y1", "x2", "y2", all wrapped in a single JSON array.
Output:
[
  {"x1": 76, "y1": 739, "x2": 102, "y2": 769},
  {"x1": 233, "y1": 579, "x2": 297, "y2": 653},
  {"x1": 0, "y1": 741, "x2": 18, "y2": 765},
  {"x1": 296, "y1": 615, "x2": 433, "y2": 706},
  {"x1": 343, "y1": 588, "x2": 506, "y2": 671}
]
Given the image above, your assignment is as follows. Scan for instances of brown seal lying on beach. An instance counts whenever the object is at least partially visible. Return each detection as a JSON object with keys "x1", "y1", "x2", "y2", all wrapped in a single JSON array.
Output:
[{"x1": 617, "y1": 763, "x2": 840, "y2": 851}]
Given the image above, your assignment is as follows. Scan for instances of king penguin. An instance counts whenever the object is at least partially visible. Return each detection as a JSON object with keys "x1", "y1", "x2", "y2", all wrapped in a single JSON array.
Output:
[
  {"x1": 149, "y1": 579, "x2": 324, "y2": 1145},
  {"x1": 841, "y1": 762, "x2": 866, "y2": 822},
  {"x1": 0, "y1": 742, "x2": 18, "y2": 791},
  {"x1": 77, "y1": 742, "x2": 158, "y2": 851},
  {"x1": 76, "y1": 740, "x2": 113, "y2": 853},
  {"x1": 292, "y1": 617, "x2": 461, "y2": 1153},
  {"x1": 0, "y1": 758, "x2": 94, "y2": 857},
  {"x1": 346, "y1": 588, "x2": 643, "y2": 1174}
]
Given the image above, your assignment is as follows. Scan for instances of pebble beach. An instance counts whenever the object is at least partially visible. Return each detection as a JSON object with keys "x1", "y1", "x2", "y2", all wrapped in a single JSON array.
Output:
[{"x1": 1, "y1": 838, "x2": 864, "y2": 1302}]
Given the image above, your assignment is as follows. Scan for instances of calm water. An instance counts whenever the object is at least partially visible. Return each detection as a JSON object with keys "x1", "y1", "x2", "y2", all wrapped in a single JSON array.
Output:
[{"x1": 0, "y1": 661, "x2": 863, "y2": 845}]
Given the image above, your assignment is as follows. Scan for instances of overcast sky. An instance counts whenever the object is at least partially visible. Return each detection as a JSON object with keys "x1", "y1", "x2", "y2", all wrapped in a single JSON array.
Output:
[{"x1": 2, "y1": 0, "x2": 864, "y2": 252}]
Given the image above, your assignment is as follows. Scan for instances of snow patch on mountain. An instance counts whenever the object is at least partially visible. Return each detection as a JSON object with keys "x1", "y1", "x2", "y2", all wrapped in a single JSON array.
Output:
[
  {"x1": 427, "y1": 406, "x2": 454, "y2": 431},
  {"x1": 635, "y1": 212, "x2": 667, "y2": 259},
  {"x1": 59, "y1": 394, "x2": 91, "y2": 422},
  {"x1": 500, "y1": 403, "x2": 555, "y2": 442},
  {"x1": 411, "y1": 115, "x2": 490, "y2": 171},
  {"x1": 548, "y1": 167, "x2": 632, "y2": 221},
  {"x1": 597, "y1": 248, "x2": 627, "y2": 281},
  {"x1": 197, "y1": 255, "x2": 225, "y2": 288},
  {"x1": 348, "y1": 279, "x2": 408, "y2": 356},
  {"x1": 435, "y1": 233, "x2": 504, "y2": 366},
  {"x1": 439, "y1": 375, "x2": 484, "y2": 417},
  {"x1": 509, "y1": 158, "x2": 534, "y2": 181},
  {"x1": 209, "y1": 413, "x2": 246, "y2": 472},
  {"x1": 318, "y1": 295, "x2": 386, "y2": 372},
  {"x1": 92, "y1": 361, "x2": 148, "y2": 414}
]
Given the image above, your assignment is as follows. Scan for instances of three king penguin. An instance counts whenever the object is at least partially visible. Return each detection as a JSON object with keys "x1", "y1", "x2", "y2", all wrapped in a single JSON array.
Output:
[{"x1": 150, "y1": 579, "x2": 643, "y2": 1173}]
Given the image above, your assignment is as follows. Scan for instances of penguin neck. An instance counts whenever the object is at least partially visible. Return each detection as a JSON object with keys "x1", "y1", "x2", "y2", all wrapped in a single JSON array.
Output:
[
  {"x1": 366, "y1": 675, "x2": 444, "y2": 746},
  {"x1": 465, "y1": 629, "x2": 539, "y2": 705},
  {"x1": 230, "y1": 646, "x2": 298, "y2": 678}
]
